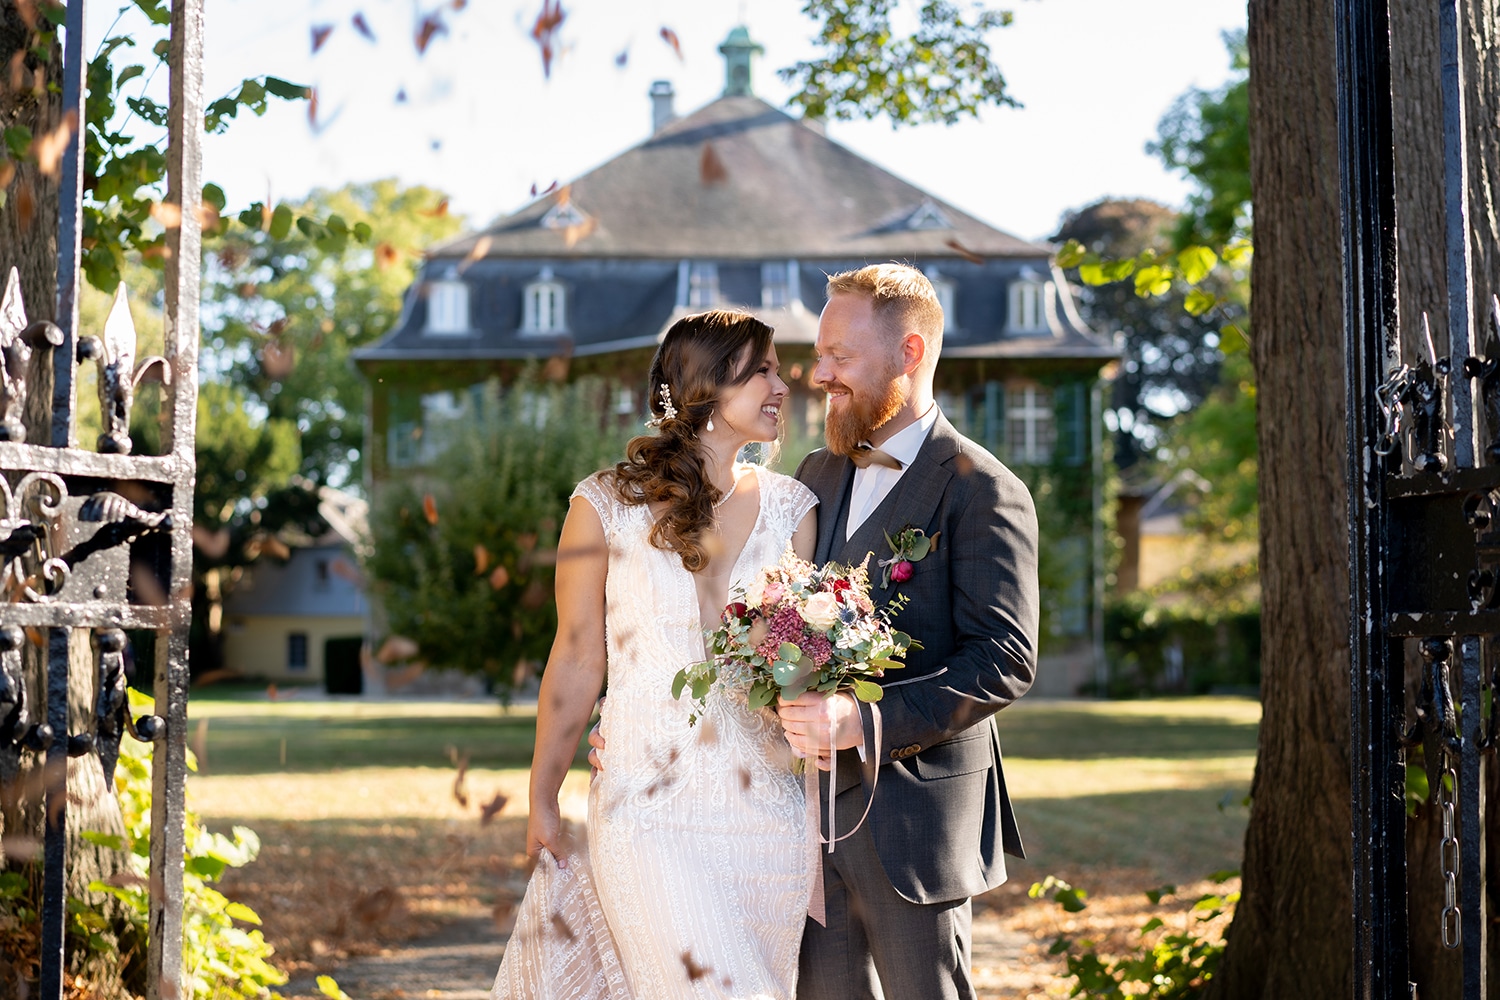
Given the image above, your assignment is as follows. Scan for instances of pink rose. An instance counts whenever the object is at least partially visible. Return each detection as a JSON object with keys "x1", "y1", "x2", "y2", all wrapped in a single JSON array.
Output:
[
  {"x1": 890, "y1": 560, "x2": 914, "y2": 583},
  {"x1": 762, "y1": 582, "x2": 787, "y2": 607}
]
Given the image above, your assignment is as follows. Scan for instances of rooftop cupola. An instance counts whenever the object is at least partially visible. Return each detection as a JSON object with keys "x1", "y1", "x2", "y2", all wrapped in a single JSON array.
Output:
[{"x1": 718, "y1": 26, "x2": 763, "y2": 97}]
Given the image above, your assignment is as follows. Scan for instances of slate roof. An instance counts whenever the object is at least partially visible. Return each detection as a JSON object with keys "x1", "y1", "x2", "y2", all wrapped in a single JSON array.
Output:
[{"x1": 431, "y1": 95, "x2": 1046, "y2": 262}]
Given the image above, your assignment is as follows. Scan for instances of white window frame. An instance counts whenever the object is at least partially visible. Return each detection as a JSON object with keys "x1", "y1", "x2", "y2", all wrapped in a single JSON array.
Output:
[
  {"x1": 930, "y1": 274, "x2": 956, "y2": 332},
  {"x1": 523, "y1": 268, "x2": 568, "y2": 334},
  {"x1": 688, "y1": 262, "x2": 719, "y2": 308},
  {"x1": 1005, "y1": 381, "x2": 1055, "y2": 464},
  {"x1": 762, "y1": 262, "x2": 791, "y2": 309},
  {"x1": 426, "y1": 277, "x2": 470, "y2": 335},
  {"x1": 1007, "y1": 279, "x2": 1048, "y2": 334}
]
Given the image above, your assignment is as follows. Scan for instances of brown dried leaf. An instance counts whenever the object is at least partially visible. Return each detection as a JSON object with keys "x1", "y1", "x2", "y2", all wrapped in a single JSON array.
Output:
[
  {"x1": 0, "y1": 160, "x2": 14, "y2": 189},
  {"x1": 479, "y1": 791, "x2": 509, "y2": 825},
  {"x1": 33, "y1": 110, "x2": 76, "y2": 178},
  {"x1": 660, "y1": 26, "x2": 683, "y2": 60},
  {"x1": 561, "y1": 216, "x2": 597, "y2": 249},
  {"x1": 307, "y1": 87, "x2": 321, "y2": 128},
  {"x1": 13, "y1": 0, "x2": 37, "y2": 29},
  {"x1": 7, "y1": 51, "x2": 27, "y2": 94},
  {"x1": 422, "y1": 198, "x2": 450, "y2": 218},
  {"x1": 530, "y1": 0, "x2": 567, "y2": 78},
  {"x1": 14, "y1": 179, "x2": 34, "y2": 230},
  {"x1": 311, "y1": 24, "x2": 335, "y2": 53},
  {"x1": 195, "y1": 201, "x2": 221, "y2": 232},
  {"x1": 191, "y1": 524, "x2": 231, "y2": 559},
  {"x1": 700, "y1": 142, "x2": 727, "y2": 185},
  {"x1": 473, "y1": 544, "x2": 491, "y2": 574},
  {"x1": 521, "y1": 579, "x2": 548, "y2": 610},
  {"x1": 463, "y1": 235, "x2": 492, "y2": 264},
  {"x1": 488, "y1": 564, "x2": 511, "y2": 590},
  {"x1": 550, "y1": 912, "x2": 575, "y2": 941},
  {"x1": 422, "y1": 493, "x2": 440, "y2": 525},
  {"x1": 944, "y1": 238, "x2": 985, "y2": 265},
  {"x1": 375, "y1": 242, "x2": 401, "y2": 269},
  {"x1": 352, "y1": 13, "x2": 376, "y2": 41},
  {"x1": 450, "y1": 748, "x2": 470, "y2": 808},
  {"x1": 681, "y1": 950, "x2": 711, "y2": 981},
  {"x1": 415, "y1": 12, "x2": 447, "y2": 55},
  {"x1": 260, "y1": 338, "x2": 295, "y2": 380}
]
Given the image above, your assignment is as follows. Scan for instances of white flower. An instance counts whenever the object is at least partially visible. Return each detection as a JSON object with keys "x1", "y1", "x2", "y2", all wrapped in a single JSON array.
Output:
[
  {"x1": 744, "y1": 572, "x2": 769, "y2": 609},
  {"x1": 800, "y1": 591, "x2": 840, "y2": 631}
]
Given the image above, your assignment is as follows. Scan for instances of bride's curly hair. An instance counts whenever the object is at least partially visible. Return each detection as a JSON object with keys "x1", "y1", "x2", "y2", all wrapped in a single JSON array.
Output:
[{"x1": 610, "y1": 309, "x2": 775, "y2": 572}]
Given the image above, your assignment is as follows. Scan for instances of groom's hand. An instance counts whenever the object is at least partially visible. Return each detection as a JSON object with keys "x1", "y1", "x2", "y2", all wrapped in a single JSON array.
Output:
[{"x1": 777, "y1": 691, "x2": 864, "y2": 768}]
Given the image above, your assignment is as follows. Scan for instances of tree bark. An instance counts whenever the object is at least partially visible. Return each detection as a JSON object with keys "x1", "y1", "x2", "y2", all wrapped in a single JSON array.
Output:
[
  {"x1": 1215, "y1": 1, "x2": 1500, "y2": 997},
  {"x1": 1, "y1": 4, "x2": 135, "y2": 994}
]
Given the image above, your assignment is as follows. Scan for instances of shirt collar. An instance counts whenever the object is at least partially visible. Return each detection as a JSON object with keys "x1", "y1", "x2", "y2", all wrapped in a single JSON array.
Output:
[{"x1": 870, "y1": 402, "x2": 939, "y2": 470}]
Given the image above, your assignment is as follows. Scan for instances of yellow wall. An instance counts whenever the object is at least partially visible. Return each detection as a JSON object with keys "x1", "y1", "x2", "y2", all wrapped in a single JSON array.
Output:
[{"x1": 223, "y1": 615, "x2": 365, "y2": 683}]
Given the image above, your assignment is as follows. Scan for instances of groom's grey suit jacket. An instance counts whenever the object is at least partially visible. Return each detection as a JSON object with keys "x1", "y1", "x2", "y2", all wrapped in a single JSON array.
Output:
[{"x1": 796, "y1": 412, "x2": 1039, "y2": 904}]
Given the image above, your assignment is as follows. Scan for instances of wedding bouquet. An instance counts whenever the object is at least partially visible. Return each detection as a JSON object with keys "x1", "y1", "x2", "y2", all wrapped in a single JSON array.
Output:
[{"x1": 671, "y1": 549, "x2": 921, "y2": 724}]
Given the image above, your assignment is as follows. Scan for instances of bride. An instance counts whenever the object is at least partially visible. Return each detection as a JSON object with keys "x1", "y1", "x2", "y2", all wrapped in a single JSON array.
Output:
[{"x1": 494, "y1": 310, "x2": 818, "y2": 1000}]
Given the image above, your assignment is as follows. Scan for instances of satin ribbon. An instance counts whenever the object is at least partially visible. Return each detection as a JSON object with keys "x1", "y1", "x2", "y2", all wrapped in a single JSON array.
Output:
[{"x1": 804, "y1": 696, "x2": 883, "y2": 926}]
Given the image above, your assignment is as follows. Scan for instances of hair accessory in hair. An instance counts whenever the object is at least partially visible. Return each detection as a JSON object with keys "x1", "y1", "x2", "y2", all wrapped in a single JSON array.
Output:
[{"x1": 645, "y1": 382, "x2": 678, "y2": 429}]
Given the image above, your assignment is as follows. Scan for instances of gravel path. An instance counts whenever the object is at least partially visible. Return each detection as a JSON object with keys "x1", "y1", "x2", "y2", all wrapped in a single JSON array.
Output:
[{"x1": 283, "y1": 908, "x2": 1034, "y2": 1000}]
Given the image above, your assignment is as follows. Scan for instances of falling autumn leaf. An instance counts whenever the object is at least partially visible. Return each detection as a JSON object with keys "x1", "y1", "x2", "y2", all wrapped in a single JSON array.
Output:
[
  {"x1": 488, "y1": 565, "x2": 511, "y2": 590},
  {"x1": 311, "y1": 24, "x2": 335, "y2": 53},
  {"x1": 660, "y1": 26, "x2": 683, "y2": 60},
  {"x1": 352, "y1": 12, "x2": 376, "y2": 41},
  {"x1": 415, "y1": 12, "x2": 447, "y2": 55},
  {"x1": 195, "y1": 201, "x2": 221, "y2": 232},
  {"x1": 700, "y1": 143, "x2": 727, "y2": 185},
  {"x1": 562, "y1": 216, "x2": 597, "y2": 249},
  {"x1": 479, "y1": 792, "x2": 509, "y2": 825},
  {"x1": 0, "y1": 161, "x2": 14, "y2": 189},
  {"x1": 422, "y1": 493, "x2": 439, "y2": 525},
  {"x1": 12, "y1": 0, "x2": 37, "y2": 29},
  {"x1": 14, "y1": 181, "x2": 33, "y2": 230},
  {"x1": 375, "y1": 242, "x2": 400, "y2": 269},
  {"x1": 531, "y1": 0, "x2": 566, "y2": 79},
  {"x1": 945, "y1": 238, "x2": 985, "y2": 265},
  {"x1": 450, "y1": 748, "x2": 470, "y2": 808},
  {"x1": 550, "y1": 913, "x2": 576, "y2": 941},
  {"x1": 422, "y1": 198, "x2": 450, "y2": 217},
  {"x1": 461, "y1": 235, "x2": 493, "y2": 269},
  {"x1": 7, "y1": 51, "x2": 27, "y2": 94},
  {"x1": 33, "y1": 110, "x2": 77, "y2": 179},
  {"x1": 261, "y1": 339, "x2": 296, "y2": 380},
  {"x1": 149, "y1": 200, "x2": 183, "y2": 229},
  {"x1": 307, "y1": 87, "x2": 320, "y2": 128},
  {"x1": 682, "y1": 950, "x2": 711, "y2": 981},
  {"x1": 473, "y1": 544, "x2": 491, "y2": 575}
]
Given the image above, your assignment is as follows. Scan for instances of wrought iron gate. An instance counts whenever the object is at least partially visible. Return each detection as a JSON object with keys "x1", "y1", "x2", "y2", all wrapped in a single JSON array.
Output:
[
  {"x1": 1342, "y1": 0, "x2": 1496, "y2": 996},
  {"x1": 2, "y1": 1, "x2": 201, "y2": 997}
]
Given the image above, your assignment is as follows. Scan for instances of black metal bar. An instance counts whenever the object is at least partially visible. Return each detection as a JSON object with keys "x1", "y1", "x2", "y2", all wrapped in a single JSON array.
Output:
[
  {"x1": 1459, "y1": 636, "x2": 1486, "y2": 994},
  {"x1": 1337, "y1": 0, "x2": 1407, "y2": 995},
  {"x1": 38, "y1": 629, "x2": 70, "y2": 1000},
  {"x1": 146, "y1": 0, "x2": 205, "y2": 992},
  {"x1": 50, "y1": 0, "x2": 85, "y2": 449},
  {"x1": 1439, "y1": 0, "x2": 1475, "y2": 462}
]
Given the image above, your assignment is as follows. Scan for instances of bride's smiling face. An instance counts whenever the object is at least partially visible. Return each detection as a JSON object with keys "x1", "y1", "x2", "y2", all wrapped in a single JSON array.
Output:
[{"x1": 711, "y1": 344, "x2": 788, "y2": 444}]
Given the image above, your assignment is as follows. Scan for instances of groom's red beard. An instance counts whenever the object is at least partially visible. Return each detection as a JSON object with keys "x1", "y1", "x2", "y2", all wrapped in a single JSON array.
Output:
[{"x1": 823, "y1": 366, "x2": 908, "y2": 456}]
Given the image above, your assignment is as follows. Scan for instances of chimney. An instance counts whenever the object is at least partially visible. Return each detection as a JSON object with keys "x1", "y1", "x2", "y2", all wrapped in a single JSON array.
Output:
[{"x1": 650, "y1": 80, "x2": 676, "y2": 134}]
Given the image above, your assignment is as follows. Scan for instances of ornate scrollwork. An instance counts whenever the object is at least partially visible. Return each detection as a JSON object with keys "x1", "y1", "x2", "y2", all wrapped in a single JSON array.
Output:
[
  {"x1": 0, "y1": 472, "x2": 69, "y2": 602},
  {"x1": 0, "y1": 625, "x2": 27, "y2": 748},
  {"x1": 0, "y1": 268, "x2": 64, "y2": 443},
  {"x1": 77, "y1": 284, "x2": 170, "y2": 455}
]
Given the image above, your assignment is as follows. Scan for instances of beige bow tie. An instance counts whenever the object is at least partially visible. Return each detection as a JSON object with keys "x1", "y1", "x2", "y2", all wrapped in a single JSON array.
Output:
[{"x1": 849, "y1": 443, "x2": 903, "y2": 470}]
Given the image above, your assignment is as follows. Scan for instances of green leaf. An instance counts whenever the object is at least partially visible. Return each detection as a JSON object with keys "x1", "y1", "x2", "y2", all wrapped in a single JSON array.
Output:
[
  {"x1": 1222, "y1": 240, "x2": 1254, "y2": 266},
  {"x1": 186, "y1": 855, "x2": 228, "y2": 880},
  {"x1": 1183, "y1": 288, "x2": 1218, "y2": 316},
  {"x1": 116, "y1": 64, "x2": 145, "y2": 87},
  {"x1": 224, "y1": 901, "x2": 262, "y2": 925},
  {"x1": 264, "y1": 76, "x2": 312, "y2": 101},
  {"x1": 1133, "y1": 265, "x2": 1172, "y2": 298},
  {"x1": 747, "y1": 681, "x2": 778, "y2": 710},
  {"x1": 317, "y1": 975, "x2": 351, "y2": 1000},
  {"x1": 131, "y1": 0, "x2": 172, "y2": 25},
  {"x1": 3, "y1": 126, "x2": 32, "y2": 159},
  {"x1": 269, "y1": 204, "x2": 293, "y2": 241},
  {"x1": 1177, "y1": 245, "x2": 1218, "y2": 285},
  {"x1": 1054, "y1": 886, "x2": 1088, "y2": 912},
  {"x1": 690, "y1": 675, "x2": 713, "y2": 700},
  {"x1": 778, "y1": 642, "x2": 803, "y2": 663},
  {"x1": 1054, "y1": 239, "x2": 1088, "y2": 269},
  {"x1": 202, "y1": 183, "x2": 226, "y2": 212},
  {"x1": 353, "y1": 221, "x2": 373, "y2": 243},
  {"x1": 851, "y1": 678, "x2": 884, "y2": 702},
  {"x1": 152, "y1": 39, "x2": 170, "y2": 59},
  {"x1": 671, "y1": 668, "x2": 689, "y2": 700},
  {"x1": 771, "y1": 659, "x2": 802, "y2": 685},
  {"x1": 1140, "y1": 916, "x2": 1164, "y2": 933},
  {"x1": 908, "y1": 534, "x2": 931, "y2": 560},
  {"x1": 1220, "y1": 323, "x2": 1249, "y2": 354},
  {"x1": 80, "y1": 831, "x2": 125, "y2": 851},
  {"x1": 326, "y1": 213, "x2": 348, "y2": 236}
]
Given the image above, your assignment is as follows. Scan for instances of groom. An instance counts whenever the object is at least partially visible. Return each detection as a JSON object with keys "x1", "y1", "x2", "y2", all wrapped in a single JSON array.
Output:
[{"x1": 777, "y1": 263, "x2": 1039, "y2": 1000}]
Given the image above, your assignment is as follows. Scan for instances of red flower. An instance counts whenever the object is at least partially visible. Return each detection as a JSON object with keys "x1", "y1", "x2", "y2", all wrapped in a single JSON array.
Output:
[
  {"x1": 828, "y1": 578, "x2": 852, "y2": 596},
  {"x1": 890, "y1": 560, "x2": 914, "y2": 583},
  {"x1": 724, "y1": 602, "x2": 749, "y2": 622}
]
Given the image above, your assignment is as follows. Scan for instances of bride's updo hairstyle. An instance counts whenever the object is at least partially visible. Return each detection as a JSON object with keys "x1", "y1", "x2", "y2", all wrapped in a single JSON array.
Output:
[{"x1": 610, "y1": 309, "x2": 774, "y2": 572}]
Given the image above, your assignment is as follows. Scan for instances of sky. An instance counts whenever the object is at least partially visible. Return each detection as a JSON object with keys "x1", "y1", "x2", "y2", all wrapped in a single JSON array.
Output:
[{"x1": 85, "y1": 0, "x2": 1248, "y2": 244}]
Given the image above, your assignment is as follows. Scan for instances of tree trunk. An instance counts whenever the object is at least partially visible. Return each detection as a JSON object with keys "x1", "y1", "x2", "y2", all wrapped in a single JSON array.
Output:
[
  {"x1": 1214, "y1": 1, "x2": 1500, "y2": 997},
  {"x1": 1, "y1": 4, "x2": 135, "y2": 994}
]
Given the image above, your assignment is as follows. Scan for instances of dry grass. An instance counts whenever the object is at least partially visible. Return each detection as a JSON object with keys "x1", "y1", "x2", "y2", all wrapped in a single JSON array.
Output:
[{"x1": 184, "y1": 695, "x2": 1257, "y2": 993}]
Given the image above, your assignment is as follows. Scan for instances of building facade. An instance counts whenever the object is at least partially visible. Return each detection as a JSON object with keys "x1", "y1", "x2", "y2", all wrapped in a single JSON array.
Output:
[{"x1": 354, "y1": 28, "x2": 1119, "y2": 694}]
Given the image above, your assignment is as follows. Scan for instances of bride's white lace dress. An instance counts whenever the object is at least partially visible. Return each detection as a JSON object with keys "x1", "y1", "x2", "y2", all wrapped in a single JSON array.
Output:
[{"x1": 492, "y1": 465, "x2": 817, "y2": 1000}]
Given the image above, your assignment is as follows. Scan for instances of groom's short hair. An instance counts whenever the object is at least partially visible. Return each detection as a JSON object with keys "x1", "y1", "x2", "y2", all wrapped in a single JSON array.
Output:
[{"x1": 825, "y1": 263, "x2": 944, "y2": 358}]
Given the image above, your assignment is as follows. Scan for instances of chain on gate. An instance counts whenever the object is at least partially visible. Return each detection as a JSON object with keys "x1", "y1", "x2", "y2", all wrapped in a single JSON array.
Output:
[{"x1": 0, "y1": 2, "x2": 204, "y2": 998}]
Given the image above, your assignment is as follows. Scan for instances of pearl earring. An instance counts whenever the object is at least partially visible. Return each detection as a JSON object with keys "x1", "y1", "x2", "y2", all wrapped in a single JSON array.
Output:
[{"x1": 706, "y1": 414, "x2": 715, "y2": 432}]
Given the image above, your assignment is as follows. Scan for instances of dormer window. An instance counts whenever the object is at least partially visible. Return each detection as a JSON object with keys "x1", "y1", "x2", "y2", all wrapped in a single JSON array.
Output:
[
  {"x1": 541, "y1": 200, "x2": 589, "y2": 230},
  {"x1": 688, "y1": 263, "x2": 719, "y2": 308},
  {"x1": 762, "y1": 262, "x2": 790, "y2": 309},
  {"x1": 426, "y1": 273, "x2": 470, "y2": 335},
  {"x1": 1007, "y1": 277, "x2": 1048, "y2": 334},
  {"x1": 523, "y1": 267, "x2": 568, "y2": 334},
  {"x1": 905, "y1": 199, "x2": 954, "y2": 231}
]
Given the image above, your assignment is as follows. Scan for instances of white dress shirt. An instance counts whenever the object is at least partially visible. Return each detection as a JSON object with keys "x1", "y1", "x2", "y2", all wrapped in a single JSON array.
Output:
[{"x1": 844, "y1": 402, "x2": 940, "y2": 540}]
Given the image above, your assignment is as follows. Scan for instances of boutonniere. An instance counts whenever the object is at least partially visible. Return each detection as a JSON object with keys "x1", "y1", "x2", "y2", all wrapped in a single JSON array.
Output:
[{"x1": 879, "y1": 526, "x2": 938, "y2": 589}]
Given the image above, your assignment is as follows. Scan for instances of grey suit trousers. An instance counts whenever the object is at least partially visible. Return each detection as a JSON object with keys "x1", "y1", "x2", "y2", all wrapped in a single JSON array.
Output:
[{"x1": 797, "y1": 789, "x2": 974, "y2": 1000}]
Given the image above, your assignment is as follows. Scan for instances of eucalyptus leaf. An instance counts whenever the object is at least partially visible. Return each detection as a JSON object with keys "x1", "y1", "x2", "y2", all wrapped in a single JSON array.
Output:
[
  {"x1": 671, "y1": 669, "x2": 689, "y2": 700},
  {"x1": 851, "y1": 679, "x2": 884, "y2": 702},
  {"x1": 778, "y1": 642, "x2": 803, "y2": 662},
  {"x1": 908, "y1": 534, "x2": 931, "y2": 560}
]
